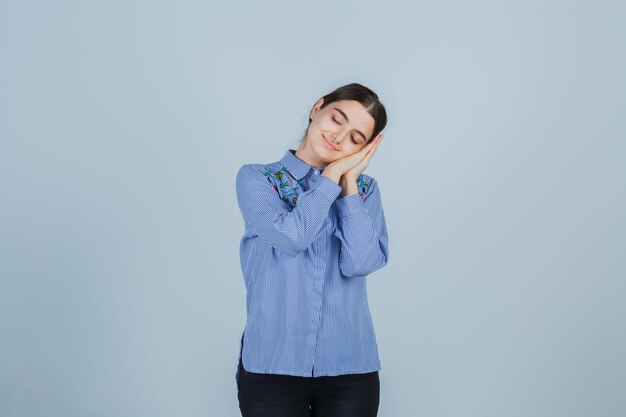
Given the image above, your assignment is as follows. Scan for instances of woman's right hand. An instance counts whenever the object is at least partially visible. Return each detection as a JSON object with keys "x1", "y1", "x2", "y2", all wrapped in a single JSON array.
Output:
[{"x1": 321, "y1": 137, "x2": 381, "y2": 184}]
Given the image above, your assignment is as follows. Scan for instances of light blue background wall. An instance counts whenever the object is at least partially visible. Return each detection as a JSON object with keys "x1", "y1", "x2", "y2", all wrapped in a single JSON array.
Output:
[{"x1": 1, "y1": 1, "x2": 625, "y2": 416}]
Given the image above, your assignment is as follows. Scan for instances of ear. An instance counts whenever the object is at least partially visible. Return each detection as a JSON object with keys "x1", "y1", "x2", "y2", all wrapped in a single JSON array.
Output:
[{"x1": 310, "y1": 98, "x2": 325, "y2": 121}]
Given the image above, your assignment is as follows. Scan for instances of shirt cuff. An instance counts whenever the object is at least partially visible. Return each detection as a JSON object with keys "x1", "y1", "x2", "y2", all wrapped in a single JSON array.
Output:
[
  {"x1": 335, "y1": 193, "x2": 368, "y2": 218},
  {"x1": 314, "y1": 175, "x2": 342, "y2": 202}
]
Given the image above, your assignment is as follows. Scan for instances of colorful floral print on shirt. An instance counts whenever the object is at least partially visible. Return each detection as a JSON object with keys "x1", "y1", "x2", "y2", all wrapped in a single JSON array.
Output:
[
  {"x1": 263, "y1": 166, "x2": 303, "y2": 205},
  {"x1": 357, "y1": 175, "x2": 369, "y2": 200}
]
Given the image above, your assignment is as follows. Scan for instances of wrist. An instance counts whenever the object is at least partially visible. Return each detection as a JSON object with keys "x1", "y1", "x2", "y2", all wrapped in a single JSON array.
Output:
[
  {"x1": 341, "y1": 175, "x2": 359, "y2": 185},
  {"x1": 340, "y1": 176, "x2": 359, "y2": 197},
  {"x1": 320, "y1": 168, "x2": 341, "y2": 184}
]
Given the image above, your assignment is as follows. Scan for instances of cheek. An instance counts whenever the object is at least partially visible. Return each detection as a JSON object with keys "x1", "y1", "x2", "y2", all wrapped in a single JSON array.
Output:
[
  {"x1": 347, "y1": 143, "x2": 365, "y2": 154},
  {"x1": 319, "y1": 121, "x2": 337, "y2": 132}
]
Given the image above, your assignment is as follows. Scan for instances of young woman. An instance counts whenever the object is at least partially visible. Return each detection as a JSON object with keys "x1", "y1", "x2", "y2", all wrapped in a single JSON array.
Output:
[{"x1": 234, "y1": 82, "x2": 389, "y2": 417}]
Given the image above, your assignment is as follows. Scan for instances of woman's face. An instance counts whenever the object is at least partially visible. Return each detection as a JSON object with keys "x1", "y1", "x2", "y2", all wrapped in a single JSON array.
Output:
[{"x1": 302, "y1": 99, "x2": 376, "y2": 165}]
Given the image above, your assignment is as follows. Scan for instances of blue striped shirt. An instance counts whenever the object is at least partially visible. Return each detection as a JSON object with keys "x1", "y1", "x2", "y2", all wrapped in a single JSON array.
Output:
[{"x1": 235, "y1": 149, "x2": 390, "y2": 377}]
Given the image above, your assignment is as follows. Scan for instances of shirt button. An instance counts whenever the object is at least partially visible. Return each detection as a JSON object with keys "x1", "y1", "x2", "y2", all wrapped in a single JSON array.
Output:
[{"x1": 313, "y1": 169, "x2": 320, "y2": 175}]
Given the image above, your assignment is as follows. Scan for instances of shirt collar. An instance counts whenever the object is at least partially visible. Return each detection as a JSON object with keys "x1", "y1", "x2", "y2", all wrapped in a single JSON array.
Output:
[{"x1": 279, "y1": 149, "x2": 324, "y2": 180}]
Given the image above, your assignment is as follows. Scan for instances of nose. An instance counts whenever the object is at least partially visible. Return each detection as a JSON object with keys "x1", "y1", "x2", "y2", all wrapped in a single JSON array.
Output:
[{"x1": 330, "y1": 130, "x2": 347, "y2": 144}]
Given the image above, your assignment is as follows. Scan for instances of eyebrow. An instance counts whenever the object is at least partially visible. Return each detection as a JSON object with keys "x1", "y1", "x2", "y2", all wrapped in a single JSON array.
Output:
[{"x1": 333, "y1": 107, "x2": 368, "y2": 142}]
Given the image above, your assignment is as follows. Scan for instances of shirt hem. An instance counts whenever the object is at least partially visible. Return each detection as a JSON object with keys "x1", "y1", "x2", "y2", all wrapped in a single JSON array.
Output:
[{"x1": 242, "y1": 364, "x2": 382, "y2": 377}]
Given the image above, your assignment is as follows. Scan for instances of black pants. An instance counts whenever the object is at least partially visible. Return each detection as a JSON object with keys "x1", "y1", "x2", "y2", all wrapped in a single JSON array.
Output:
[{"x1": 236, "y1": 347, "x2": 380, "y2": 417}]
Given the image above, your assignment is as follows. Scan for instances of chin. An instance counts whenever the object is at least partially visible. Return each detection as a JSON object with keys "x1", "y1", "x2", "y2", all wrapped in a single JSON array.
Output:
[{"x1": 317, "y1": 146, "x2": 340, "y2": 160}]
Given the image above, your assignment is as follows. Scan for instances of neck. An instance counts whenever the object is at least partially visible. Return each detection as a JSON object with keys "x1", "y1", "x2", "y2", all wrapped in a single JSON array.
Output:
[{"x1": 294, "y1": 140, "x2": 327, "y2": 169}]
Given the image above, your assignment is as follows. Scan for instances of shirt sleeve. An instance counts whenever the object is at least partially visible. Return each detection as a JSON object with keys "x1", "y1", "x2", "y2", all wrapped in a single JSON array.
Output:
[
  {"x1": 333, "y1": 177, "x2": 390, "y2": 277},
  {"x1": 236, "y1": 164, "x2": 342, "y2": 256}
]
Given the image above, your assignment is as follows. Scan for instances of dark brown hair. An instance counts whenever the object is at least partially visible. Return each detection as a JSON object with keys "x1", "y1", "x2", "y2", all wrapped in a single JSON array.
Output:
[{"x1": 299, "y1": 82, "x2": 387, "y2": 144}]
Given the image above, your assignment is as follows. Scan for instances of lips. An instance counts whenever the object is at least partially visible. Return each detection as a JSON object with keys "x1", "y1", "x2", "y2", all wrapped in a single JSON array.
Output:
[{"x1": 322, "y1": 135, "x2": 336, "y2": 151}]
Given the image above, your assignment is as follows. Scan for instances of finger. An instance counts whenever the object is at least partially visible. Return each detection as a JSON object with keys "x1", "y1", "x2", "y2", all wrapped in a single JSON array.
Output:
[
  {"x1": 347, "y1": 135, "x2": 383, "y2": 168},
  {"x1": 357, "y1": 138, "x2": 381, "y2": 167},
  {"x1": 368, "y1": 134, "x2": 383, "y2": 150},
  {"x1": 364, "y1": 136, "x2": 382, "y2": 157},
  {"x1": 358, "y1": 136, "x2": 380, "y2": 157}
]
